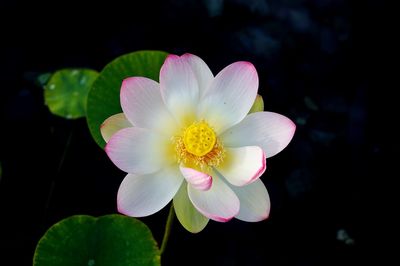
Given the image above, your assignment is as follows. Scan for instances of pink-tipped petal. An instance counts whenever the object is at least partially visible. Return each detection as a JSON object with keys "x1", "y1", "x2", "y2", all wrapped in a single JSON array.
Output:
[
  {"x1": 160, "y1": 54, "x2": 199, "y2": 125},
  {"x1": 188, "y1": 175, "x2": 240, "y2": 222},
  {"x1": 173, "y1": 183, "x2": 209, "y2": 233},
  {"x1": 120, "y1": 77, "x2": 177, "y2": 134},
  {"x1": 198, "y1": 61, "x2": 258, "y2": 134},
  {"x1": 100, "y1": 113, "x2": 132, "y2": 143},
  {"x1": 221, "y1": 112, "x2": 296, "y2": 158},
  {"x1": 105, "y1": 127, "x2": 170, "y2": 174},
  {"x1": 229, "y1": 179, "x2": 270, "y2": 222},
  {"x1": 181, "y1": 53, "x2": 214, "y2": 97},
  {"x1": 118, "y1": 167, "x2": 184, "y2": 217},
  {"x1": 217, "y1": 146, "x2": 266, "y2": 187},
  {"x1": 179, "y1": 165, "x2": 212, "y2": 191}
]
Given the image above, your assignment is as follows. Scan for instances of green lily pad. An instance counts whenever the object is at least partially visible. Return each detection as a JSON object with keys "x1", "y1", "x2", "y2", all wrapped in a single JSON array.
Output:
[
  {"x1": 33, "y1": 214, "x2": 160, "y2": 266},
  {"x1": 86, "y1": 50, "x2": 168, "y2": 148},
  {"x1": 37, "y1": 72, "x2": 53, "y2": 87},
  {"x1": 44, "y1": 69, "x2": 99, "y2": 119}
]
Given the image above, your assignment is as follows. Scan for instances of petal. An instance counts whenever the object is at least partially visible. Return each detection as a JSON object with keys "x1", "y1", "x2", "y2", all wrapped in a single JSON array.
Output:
[
  {"x1": 248, "y1": 94, "x2": 264, "y2": 114},
  {"x1": 160, "y1": 54, "x2": 199, "y2": 126},
  {"x1": 198, "y1": 61, "x2": 258, "y2": 133},
  {"x1": 221, "y1": 112, "x2": 296, "y2": 158},
  {"x1": 100, "y1": 113, "x2": 132, "y2": 143},
  {"x1": 120, "y1": 77, "x2": 177, "y2": 134},
  {"x1": 173, "y1": 182, "x2": 209, "y2": 233},
  {"x1": 105, "y1": 127, "x2": 170, "y2": 174},
  {"x1": 229, "y1": 179, "x2": 270, "y2": 222},
  {"x1": 216, "y1": 146, "x2": 266, "y2": 187},
  {"x1": 181, "y1": 53, "x2": 214, "y2": 97},
  {"x1": 179, "y1": 165, "x2": 212, "y2": 191},
  {"x1": 118, "y1": 167, "x2": 184, "y2": 217},
  {"x1": 188, "y1": 175, "x2": 239, "y2": 222}
]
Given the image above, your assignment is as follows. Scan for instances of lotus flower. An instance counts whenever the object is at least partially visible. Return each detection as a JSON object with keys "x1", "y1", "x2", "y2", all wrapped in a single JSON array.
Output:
[{"x1": 101, "y1": 53, "x2": 295, "y2": 233}]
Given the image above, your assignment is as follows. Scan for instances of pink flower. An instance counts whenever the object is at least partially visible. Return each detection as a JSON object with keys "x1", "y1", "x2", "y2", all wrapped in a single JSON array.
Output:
[{"x1": 101, "y1": 54, "x2": 295, "y2": 233}]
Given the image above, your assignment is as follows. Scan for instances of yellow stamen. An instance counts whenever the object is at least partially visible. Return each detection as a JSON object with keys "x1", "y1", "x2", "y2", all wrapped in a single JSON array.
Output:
[
  {"x1": 183, "y1": 121, "x2": 216, "y2": 156},
  {"x1": 173, "y1": 121, "x2": 225, "y2": 171}
]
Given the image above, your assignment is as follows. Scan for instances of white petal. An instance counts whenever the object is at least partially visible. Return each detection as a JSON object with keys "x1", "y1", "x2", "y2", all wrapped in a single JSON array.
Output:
[
  {"x1": 105, "y1": 127, "x2": 171, "y2": 174},
  {"x1": 173, "y1": 182, "x2": 209, "y2": 233},
  {"x1": 181, "y1": 53, "x2": 214, "y2": 97},
  {"x1": 179, "y1": 165, "x2": 212, "y2": 191},
  {"x1": 120, "y1": 77, "x2": 177, "y2": 134},
  {"x1": 117, "y1": 167, "x2": 184, "y2": 217},
  {"x1": 160, "y1": 54, "x2": 199, "y2": 126},
  {"x1": 229, "y1": 179, "x2": 270, "y2": 222},
  {"x1": 221, "y1": 112, "x2": 296, "y2": 158},
  {"x1": 100, "y1": 113, "x2": 132, "y2": 143},
  {"x1": 216, "y1": 146, "x2": 266, "y2": 186},
  {"x1": 188, "y1": 175, "x2": 239, "y2": 222},
  {"x1": 198, "y1": 61, "x2": 258, "y2": 133}
]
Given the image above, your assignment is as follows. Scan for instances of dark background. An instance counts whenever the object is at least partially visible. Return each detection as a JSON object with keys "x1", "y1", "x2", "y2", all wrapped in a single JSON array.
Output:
[{"x1": 0, "y1": 0, "x2": 392, "y2": 265}]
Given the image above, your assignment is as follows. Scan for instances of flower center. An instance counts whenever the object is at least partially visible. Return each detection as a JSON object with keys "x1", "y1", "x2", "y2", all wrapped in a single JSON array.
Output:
[
  {"x1": 183, "y1": 122, "x2": 216, "y2": 156},
  {"x1": 173, "y1": 121, "x2": 225, "y2": 171}
]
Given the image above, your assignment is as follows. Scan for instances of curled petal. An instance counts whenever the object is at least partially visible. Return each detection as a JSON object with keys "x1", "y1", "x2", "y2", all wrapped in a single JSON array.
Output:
[
  {"x1": 179, "y1": 165, "x2": 212, "y2": 191},
  {"x1": 217, "y1": 146, "x2": 266, "y2": 187}
]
